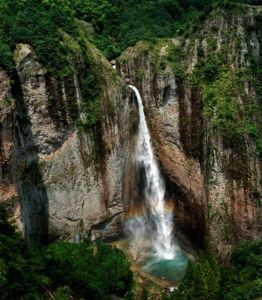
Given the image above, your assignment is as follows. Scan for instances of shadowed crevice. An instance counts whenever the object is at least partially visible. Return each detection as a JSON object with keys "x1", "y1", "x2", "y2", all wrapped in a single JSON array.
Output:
[{"x1": 12, "y1": 70, "x2": 49, "y2": 244}]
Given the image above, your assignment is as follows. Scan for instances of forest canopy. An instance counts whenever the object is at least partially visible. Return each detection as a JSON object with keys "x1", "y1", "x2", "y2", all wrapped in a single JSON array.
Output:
[
  {"x1": 0, "y1": 0, "x2": 261, "y2": 73},
  {"x1": 0, "y1": 205, "x2": 133, "y2": 299}
]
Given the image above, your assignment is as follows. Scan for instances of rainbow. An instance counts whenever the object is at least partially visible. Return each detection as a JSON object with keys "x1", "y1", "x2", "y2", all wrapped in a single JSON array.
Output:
[{"x1": 126, "y1": 200, "x2": 175, "y2": 219}]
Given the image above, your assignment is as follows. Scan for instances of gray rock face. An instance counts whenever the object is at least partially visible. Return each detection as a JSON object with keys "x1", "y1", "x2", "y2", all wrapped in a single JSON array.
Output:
[
  {"x1": 0, "y1": 68, "x2": 19, "y2": 222},
  {"x1": 0, "y1": 41, "x2": 135, "y2": 242},
  {"x1": 14, "y1": 44, "x2": 77, "y2": 155}
]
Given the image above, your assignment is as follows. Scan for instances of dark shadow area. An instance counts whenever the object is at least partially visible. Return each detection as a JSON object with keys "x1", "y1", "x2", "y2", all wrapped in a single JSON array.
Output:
[
  {"x1": 161, "y1": 85, "x2": 171, "y2": 107},
  {"x1": 177, "y1": 81, "x2": 203, "y2": 161},
  {"x1": 12, "y1": 70, "x2": 49, "y2": 244},
  {"x1": 164, "y1": 172, "x2": 206, "y2": 250}
]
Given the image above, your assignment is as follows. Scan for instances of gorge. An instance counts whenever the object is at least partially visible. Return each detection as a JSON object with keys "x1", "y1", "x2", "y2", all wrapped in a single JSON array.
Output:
[{"x1": 0, "y1": 0, "x2": 261, "y2": 299}]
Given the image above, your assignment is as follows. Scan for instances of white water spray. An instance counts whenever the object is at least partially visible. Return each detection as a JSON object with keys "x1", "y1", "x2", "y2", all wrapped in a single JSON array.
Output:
[{"x1": 127, "y1": 85, "x2": 178, "y2": 261}]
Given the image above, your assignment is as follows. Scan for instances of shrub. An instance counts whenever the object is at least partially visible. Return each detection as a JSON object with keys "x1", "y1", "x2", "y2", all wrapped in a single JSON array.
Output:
[
  {"x1": 170, "y1": 253, "x2": 220, "y2": 300},
  {"x1": 167, "y1": 241, "x2": 262, "y2": 300},
  {"x1": 0, "y1": 204, "x2": 133, "y2": 299}
]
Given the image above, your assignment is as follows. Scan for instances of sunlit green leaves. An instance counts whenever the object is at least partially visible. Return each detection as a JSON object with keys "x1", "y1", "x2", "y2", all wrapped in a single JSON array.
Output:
[{"x1": 0, "y1": 204, "x2": 133, "y2": 299}]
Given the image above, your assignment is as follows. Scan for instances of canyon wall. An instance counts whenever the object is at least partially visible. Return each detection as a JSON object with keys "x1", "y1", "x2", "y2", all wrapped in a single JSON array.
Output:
[
  {"x1": 0, "y1": 39, "x2": 137, "y2": 242},
  {"x1": 118, "y1": 4, "x2": 262, "y2": 258},
  {"x1": 0, "y1": 4, "x2": 261, "y2": 259}
]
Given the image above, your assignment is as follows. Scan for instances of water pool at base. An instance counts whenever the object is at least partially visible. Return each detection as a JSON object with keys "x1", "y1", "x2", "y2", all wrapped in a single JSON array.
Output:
[{"x1": 141, "y1": 249, "x2": 188, "y2": 282}]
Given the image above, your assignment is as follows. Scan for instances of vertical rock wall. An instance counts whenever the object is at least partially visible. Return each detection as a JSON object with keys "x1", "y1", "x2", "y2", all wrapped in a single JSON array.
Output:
[
  {"x1": 117, "y1": 4, "x2": 262, "y2": 258},
  {"x1": 0, "y1": 42, "x2": 136, "y2": 242}
]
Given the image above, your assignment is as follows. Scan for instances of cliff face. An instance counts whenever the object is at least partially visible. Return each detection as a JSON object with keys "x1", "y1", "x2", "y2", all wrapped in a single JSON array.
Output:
[
  {"x1": 0, "y1": 4, "x2": 261, "y2": 258},
  {"x1": 0, "y1": 68, "x2": 18, "y2": 215},
  {"x1": 118, "y1": 4, "x2": 262, "y2": 258},
  {"x1": 0, "y1": 38, "x2": 136, "y2": 242}
]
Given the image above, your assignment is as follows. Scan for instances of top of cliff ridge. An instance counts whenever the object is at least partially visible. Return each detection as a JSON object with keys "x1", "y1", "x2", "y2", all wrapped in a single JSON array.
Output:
[
  {"x1": 0, "y1": 0, "x2": 261, "y2": 76},
  {"x1": 117, "y1": 2, "x2": 262, "y2": 62}
]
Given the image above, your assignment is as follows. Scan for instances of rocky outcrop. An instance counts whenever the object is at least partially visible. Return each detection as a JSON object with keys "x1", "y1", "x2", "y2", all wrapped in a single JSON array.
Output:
[
  {"x1": 118, "y1": 4, "x2": 262, "y2": 259},
  {"x1": 0, "y1": 68, "x2": 19, "y2": 221},
  {"x1": 0, "y1": 40, "x2": 136, "y2": 242}
]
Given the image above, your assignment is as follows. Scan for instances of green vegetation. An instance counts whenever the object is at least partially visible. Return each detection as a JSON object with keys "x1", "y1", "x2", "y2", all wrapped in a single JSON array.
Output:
[
  {"x1": 190, "y1": 51, "x2": 262, "y2": 156},
  {"x1": 168, "y1": 254, "x2": 220, "y2": 300},
  {"x1": 202, "y1": 70, "x2": 245, "y2": 140},
  {"x1": 0, "y1": 0, "x2": 260, "y2": 74},
  {"x1": 165, "y1": 241, "x2": 262, "y2": 300},
  {"x1": 0, "y1": 0, "x2": 78, "y2": 75},
  {"x1": 250, "y1": 58, "x2": 262, "y2": 156},
  {"x1": 1, "y1": 203, "x2": 261, "y2": 299},
  {"x1": 78, "y1": 51, "x2": 102, "y2": 129},
  {"x1": 0, "y1": 205, "x2": 133, "y2": 299},
  {"x1": 192, "y1": 55, "x2": 223, "y2": 84}
]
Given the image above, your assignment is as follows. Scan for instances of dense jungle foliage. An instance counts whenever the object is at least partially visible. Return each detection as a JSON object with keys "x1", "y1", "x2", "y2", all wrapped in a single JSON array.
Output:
[
  {"x1": 1, "y1": 204, "x2": 261, "y2": 299},
  {"x1": 165, "y1": 241, "x2": 262, "y2": 300},
  {"x1": 0, "y1": 0, "x2": 261, "y2": 129},
  {"x1": 0, "y1": 206, "x2": 133, "y2": 299}
]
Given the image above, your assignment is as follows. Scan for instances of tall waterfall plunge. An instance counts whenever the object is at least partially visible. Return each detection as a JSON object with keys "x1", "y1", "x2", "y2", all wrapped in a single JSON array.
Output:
[
  {"x1": 126, "y1": 85, "x2": 188, "y2": 281},
  {"x1": 127, "y1": 85, "x2": 177, "y2": 261}
]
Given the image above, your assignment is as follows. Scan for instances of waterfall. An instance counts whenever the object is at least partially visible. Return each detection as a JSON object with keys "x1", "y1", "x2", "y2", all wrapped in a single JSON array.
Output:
[{"x1": 127, "y1": 85, "x2": 178, "y2": 261}]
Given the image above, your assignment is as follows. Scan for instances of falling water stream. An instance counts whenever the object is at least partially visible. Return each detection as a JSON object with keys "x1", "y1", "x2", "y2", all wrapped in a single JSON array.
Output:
[{"x1": 126, "y1": 85, "x2": 188, "y2": 282}]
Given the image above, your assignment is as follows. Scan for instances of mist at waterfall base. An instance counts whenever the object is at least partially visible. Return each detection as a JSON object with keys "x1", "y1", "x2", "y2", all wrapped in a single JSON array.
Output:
[{"x1": 126, "y1": 85, "x2": 188, "y2": 282}]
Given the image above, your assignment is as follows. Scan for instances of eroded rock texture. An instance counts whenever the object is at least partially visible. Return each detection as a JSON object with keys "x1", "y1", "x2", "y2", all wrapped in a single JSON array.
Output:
[
  {"x1": 0, "y1": 42, "x2": 136, "y2": 242},
  {"x1": 0, "y1": 68, "x2": 19, "y2": 219}
]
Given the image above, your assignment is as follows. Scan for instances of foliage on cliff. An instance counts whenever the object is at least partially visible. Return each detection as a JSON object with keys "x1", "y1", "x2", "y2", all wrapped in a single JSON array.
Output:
[
  {"x1": 0, "y1": 205, "x2": 133, "y2": 299},
  {"x1": 0, "y1": 0, "x2": 77, "y2": 74},
  {"x1": 0, "y1": 0, "x2": 261, "y2": 74},
  {"x1": 74, "y1": 0, "x2": 262, "y2": 57}
]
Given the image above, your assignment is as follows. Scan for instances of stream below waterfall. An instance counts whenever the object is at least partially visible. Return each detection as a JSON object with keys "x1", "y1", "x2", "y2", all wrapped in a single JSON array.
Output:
[{"x1": 125, "y1": 85, "x2": 188, "y2": 282}]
